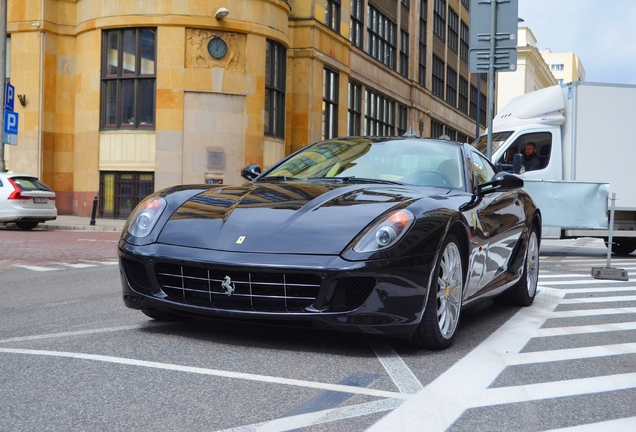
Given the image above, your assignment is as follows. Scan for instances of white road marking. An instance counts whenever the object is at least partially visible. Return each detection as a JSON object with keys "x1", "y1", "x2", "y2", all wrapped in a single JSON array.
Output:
[
  {"x1": 365, "y1": 336, "x2": 424, "y2": 394},
  {"x1": 12, "y1": 265, "x2": 61, "y2": 272},
  {"x1": 79, "y1": 259, "x2": 118, "y2": 265},
  {"x1": 0, "y1": 348, "x2": 407, "y2": 400},
  {"x1": 367, "y1": 285, "x2": 636, "y2": 432},
  {"x1": 540, "y1": 279, "x2": 633, "y2": 286},
  {"x1": 53, "y1": 262, "x2": 98, "y2": 269},
  {"x1": 217, "y1": 398, "x2": 404, "y2": 432},
  {"x1": 509, "y1": 343, "x2": 636, "y2": 366},
  {"x1": 545, "y1": 416, "x2": 636, "y2": 431},
  {"x1": 559, "y1": 296, "x2": 636, "y2": 303},
  {"x1": 540, "y1": 272, "x2": 636, "y2": 279},
  {"x1": 0, "y1": 323, "x2": 171, "y2": 344}
]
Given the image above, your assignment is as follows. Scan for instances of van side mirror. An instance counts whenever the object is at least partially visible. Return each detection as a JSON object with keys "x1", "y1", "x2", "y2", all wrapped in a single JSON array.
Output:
[
  {"x1": 241, "y1": 164, "x2": 262, "y2": 181},
  {"x1": 513, "y1": 153, "x2": 525, "y2": 174}
]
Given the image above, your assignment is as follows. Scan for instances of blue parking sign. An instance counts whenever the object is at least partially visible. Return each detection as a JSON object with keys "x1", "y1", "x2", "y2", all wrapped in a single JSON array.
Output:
[
  {"x1": 3, "y1": 110, "x2": 18, "y2": 145},
  {"x1": 5, "y1": 82, "x2": 14, "y2": 112}
]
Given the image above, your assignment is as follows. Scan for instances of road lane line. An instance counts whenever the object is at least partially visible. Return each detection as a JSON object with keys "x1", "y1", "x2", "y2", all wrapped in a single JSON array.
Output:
[
  {"x1": 12, "y1": 265, "x2": 61, "y2": 272},
  {"x1": 54, "y1": 262, "x2": 98, "y2": 269},
  {"x1": 365, "y1": 336, "x2": 424, "y2": 394},
  {"x1": 507, "y1": 343, "x2": 636, "y2": 366},
  {"x1": 217, "y1": 398, "x2": 404, "y2": 432},
  {"x1": 545, "y1": 416, "x2": 636, "y2": 431},
  {"x1": 0, "y1": 348, "x2": 408, "y2": 399},
  {"x1": 0, "y1": 323, "x2": 172, "y2": 344}
]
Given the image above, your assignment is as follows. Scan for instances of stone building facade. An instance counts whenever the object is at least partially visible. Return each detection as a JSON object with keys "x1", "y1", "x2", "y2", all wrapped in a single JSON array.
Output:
[{"x1": 4, "y1": 0, "x2": 487, "y2": 218}]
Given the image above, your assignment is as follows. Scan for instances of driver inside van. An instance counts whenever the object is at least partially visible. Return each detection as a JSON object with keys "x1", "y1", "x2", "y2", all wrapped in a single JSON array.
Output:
[{"x1": 524, "y1": 142, "x2": 542, "y2": 171}]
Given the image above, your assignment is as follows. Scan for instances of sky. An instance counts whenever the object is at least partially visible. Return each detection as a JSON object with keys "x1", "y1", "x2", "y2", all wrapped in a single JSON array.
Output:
[{"x1": 518, "y1": 0, "x2": 636, "y2": 85}]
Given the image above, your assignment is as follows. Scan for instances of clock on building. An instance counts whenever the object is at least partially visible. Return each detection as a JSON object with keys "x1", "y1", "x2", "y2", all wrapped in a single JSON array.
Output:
[{"x1": 207, "y1": 37, "x2": 228, "y2": 59}]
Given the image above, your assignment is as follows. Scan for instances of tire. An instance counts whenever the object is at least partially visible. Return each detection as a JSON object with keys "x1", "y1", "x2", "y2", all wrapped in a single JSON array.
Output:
[
  {"x1": 499, "y1": 226, "x2": 539, "y2": 306},
  {"x1": 604, "y1": 237, "x2": 636, "y2": 256},
  {"x1": 141, "y1": 309, "x2": 189, "y2": 321},
  {"x1": 16, "y1": 221, "x2": 39, "y2": 230},
  {"x1": 410, "y1": 234, "x2": 464, "y2": 350}
]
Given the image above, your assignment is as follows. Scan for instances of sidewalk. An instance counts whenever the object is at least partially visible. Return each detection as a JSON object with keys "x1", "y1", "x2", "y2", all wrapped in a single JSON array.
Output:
[{"x1": 1, "y1": 215, "x2": 127, "y2": 232}]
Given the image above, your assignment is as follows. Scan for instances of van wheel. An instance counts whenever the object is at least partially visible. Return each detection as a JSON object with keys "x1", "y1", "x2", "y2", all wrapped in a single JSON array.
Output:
[{"x1": 604, "y1": 238, "x2": 636, "y2": 256}]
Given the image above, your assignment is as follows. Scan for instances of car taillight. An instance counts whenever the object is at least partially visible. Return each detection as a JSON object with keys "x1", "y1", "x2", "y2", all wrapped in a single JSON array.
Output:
[{"x1": 7, "y1": 178, "x2": 23, "y2": 200}]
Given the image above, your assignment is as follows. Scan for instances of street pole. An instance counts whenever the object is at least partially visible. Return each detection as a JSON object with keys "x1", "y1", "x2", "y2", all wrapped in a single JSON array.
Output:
[
  {"x1": 0, "y1": 0, "x2": 7, "y2": 172},
  {"x1": 486, "y1": 0, "x2": 497, "y2": 161}
]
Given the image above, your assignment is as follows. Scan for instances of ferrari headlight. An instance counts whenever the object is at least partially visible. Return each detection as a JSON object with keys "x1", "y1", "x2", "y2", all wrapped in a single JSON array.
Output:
[
  {"x1": 126, "y1": 196, "x2": 166, "y2": 238},
  {"x1": 353, "y1": 209, "x2": 414, "y2": 253}
]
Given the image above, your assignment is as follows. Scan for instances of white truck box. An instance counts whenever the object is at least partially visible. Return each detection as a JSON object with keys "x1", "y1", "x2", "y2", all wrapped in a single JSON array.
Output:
[{"x1": 473, "y1": 81, "x2": 636, "y2": 254}]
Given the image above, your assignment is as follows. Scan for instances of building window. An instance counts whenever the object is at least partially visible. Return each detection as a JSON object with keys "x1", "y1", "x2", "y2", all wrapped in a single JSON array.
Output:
[
  {"x1": 469, "y1": 84, "x2": 477, "y2": 120},
  {"x1": 400, "y1": 30, "x2": 409, "y2": 78},
  {"x1": 557, "y1": 79, "x2": 564, "y2": 85},
  {"x1": 351, "y1": 0, "x2": 364, "y2": 48},
  {"x1": 551, "y1": 64, "x2": 564, "y2": 72},
  {"x1": 461, "y1": 0, "x2": 469, "y2": 10},
  {"x1": 431, "y1": 119, "x2": 443, "y2": 138},
  {"x1": 365, "y1": 89, "x2": 396, "y2": 136},
  {"x1": 348, "y1": 81, "x2": 362, "y2": 135},
  {"x1": 432, "y1": 55, "x2": 445, "y2": 99},
  {"x1": 99, "y1": 172, "x2": 154, "y2": 219},
  {"x1": 433, "y1": 0, "x2": 446, "y2": 40},
  {"x1": 459, "y1": 76, "x2": 468, "y2": 114},
  {"x1": 398, "y1": 105, "x2": 408, "y2": 136},
  {"x1": 480, "y1": 92, "x2": 487, "y2": 127},
  {"x1": 323, "y1": 68, "x2": 339, "y2": 140},
  {"x1": 401, "y1": 0, "x2": 411, "y2": 8},
  {"x1": 460, "y1": 21, "x2": 469, "y2": 61},
  {"x1": 457, "y1": 132, "x2": 470, "y2": 143},
  {"x1": 325, "y1": 0, "x2": 341, "y2": 33},
  {"x1": 265, "y1": 39, "x2": 287, "y2": 138},
  {"x1": 367, "y1": 5, "x2": 397, "y2": 70},
  {"x1": 101, "y1": 28, "x2": 156, "y2": 129},
  {"x1": 447, "y1": 8, "x2": 458, "y2": 52},
  {"x1": 418, "y1": 1, "x2": 427, "y2": 87},
  {"x1": 446, "y1": 66, "x2": 457, "y2": 107}
]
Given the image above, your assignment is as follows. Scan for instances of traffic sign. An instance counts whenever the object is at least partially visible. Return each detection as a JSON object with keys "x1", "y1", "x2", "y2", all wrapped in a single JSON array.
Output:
[
  {"x1": 469, "y1": 47, "x2": 518, "y2": 73},
  {"x1": 3, "y1": 110, "x2": 18, "y2": 145},
  {"x1": 469, "y1": 0, "x2": 519, "y2": 74},
  {"x1": 5, "y1": 82, "x2": 14, "y2": 112}
]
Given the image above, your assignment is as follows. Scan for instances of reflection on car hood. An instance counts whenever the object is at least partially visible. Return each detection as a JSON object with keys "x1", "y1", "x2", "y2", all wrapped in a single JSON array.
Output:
[{"x1": 157, "y1": 182, "x2": 432, "y2": 254}]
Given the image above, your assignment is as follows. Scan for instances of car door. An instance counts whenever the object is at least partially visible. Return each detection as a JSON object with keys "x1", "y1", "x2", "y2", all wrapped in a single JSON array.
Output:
[{"x1": 466, "y1": 151, "x2": 525, "y2": 297}]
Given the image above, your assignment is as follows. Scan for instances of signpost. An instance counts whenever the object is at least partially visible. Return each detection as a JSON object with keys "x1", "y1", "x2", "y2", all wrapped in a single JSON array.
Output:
[{"x1": 469, "y1": 0, "x2": 519, "y2": 160}]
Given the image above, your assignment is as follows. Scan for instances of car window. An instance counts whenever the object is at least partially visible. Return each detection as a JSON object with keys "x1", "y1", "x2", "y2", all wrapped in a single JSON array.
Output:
[
  {"x1": 471, "y1": 152, "x2": 497, "y2": 184},
  {"x1": 11, "y1": 177, "x2": 53, "y2": 192}
]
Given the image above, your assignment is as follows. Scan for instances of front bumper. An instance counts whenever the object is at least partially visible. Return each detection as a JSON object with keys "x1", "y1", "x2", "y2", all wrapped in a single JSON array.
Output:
[{"x1": 118, "y1": 241, "x2": 437, "y2": 336}]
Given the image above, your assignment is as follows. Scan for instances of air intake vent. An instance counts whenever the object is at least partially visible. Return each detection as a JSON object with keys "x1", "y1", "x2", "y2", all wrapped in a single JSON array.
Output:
[
  {"x1": 328, "y1": 277, "x2": 376, "y2": 312},
  {"x1": 121, "y1": 258, "x2": 151, "y2": 294}
]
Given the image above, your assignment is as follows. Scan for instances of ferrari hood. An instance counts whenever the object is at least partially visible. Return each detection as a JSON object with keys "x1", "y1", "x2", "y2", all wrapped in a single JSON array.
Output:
[{"x1": 157, "y1": 182, "x2": 424, "y2": 254}]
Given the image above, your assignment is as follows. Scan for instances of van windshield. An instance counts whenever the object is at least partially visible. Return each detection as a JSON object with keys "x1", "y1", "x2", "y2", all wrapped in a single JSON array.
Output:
[{"x1": 472, "y1": 132, "x2": 513, "y2": 155}]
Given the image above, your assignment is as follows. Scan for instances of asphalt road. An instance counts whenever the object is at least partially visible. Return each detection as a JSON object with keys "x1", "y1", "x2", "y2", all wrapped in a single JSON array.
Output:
[{"x1": 1, "y1": 231, "x2": 636, "y2": 431}]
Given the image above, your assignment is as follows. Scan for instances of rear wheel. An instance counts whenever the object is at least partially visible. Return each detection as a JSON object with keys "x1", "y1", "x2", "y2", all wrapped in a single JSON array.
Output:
[
  {"x1": 499, "y1": 226, "x2": 539, "y2": 306},
  {"x1": 410, "y1": 234, "x2": 464, "y2": 350},
  {"x1": 604, "y1": 237, "x2": 636, "y2": 256},
  {"x1": 141, "y1": 309, "x2": 189, "y2": 321},
  {"x1": 16, "y1": 221, "x2": 39, "y2": 230}
]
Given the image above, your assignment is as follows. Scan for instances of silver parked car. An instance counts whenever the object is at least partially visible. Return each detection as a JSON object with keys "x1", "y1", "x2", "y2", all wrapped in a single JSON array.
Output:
[{"x1": 0, "y1": 172, "x2": 57, "y2": 230}]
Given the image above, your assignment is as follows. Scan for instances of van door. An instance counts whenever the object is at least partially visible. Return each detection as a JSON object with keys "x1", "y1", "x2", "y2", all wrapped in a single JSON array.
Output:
[{"x1": 495, "y1": 127, "x2": 561, "y2": 181}]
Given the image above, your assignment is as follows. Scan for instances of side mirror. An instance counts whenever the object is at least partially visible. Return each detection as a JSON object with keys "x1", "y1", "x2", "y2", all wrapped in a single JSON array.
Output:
[
  {"x1": 241, "y1": 164, "x2": 262, "y2": 181},
  {"x1": 513, "y1": 153, "x2": 525, "y2": 175},
  {"x1": 479, "y1": 172, "x2": 524, "y2": 195}
]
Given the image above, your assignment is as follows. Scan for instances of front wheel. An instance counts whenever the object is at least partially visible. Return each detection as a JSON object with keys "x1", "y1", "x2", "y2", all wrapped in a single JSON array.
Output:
[
  {"x1": 604, "y1": 237, "x2": 636, "y2": 256},
  {"x1": 410, "y1": 234, "x2": 464, "y2": 350}
]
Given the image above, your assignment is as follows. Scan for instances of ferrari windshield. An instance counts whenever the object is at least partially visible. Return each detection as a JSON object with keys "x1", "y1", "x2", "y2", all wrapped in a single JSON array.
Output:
[{"x1": 262, "y1": 138, "x2": 465, "y2": 189}]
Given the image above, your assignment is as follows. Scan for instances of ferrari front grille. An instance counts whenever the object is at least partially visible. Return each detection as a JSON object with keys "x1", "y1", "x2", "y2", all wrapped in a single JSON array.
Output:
[{"x1": 154, "y1": 262, "x2": 322, "y2": 312}]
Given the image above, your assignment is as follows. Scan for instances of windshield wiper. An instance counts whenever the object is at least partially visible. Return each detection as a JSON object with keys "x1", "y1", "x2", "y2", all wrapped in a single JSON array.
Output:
[
  {"x1": 259, "y1": 176, "x2": 300, "y2": 182},
  {"x1": 335, "y1": 177, "x2": 404, "y2": 185}
]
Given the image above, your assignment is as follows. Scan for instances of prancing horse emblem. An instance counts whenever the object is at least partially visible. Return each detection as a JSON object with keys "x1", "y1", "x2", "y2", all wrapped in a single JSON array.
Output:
[{"x1": 221, "y1": 276, "x2": 235, "y2": 296}]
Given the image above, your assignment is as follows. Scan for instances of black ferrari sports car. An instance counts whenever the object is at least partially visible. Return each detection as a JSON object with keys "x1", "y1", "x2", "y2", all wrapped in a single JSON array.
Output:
[{"x1": 118, "y1": 136, "x2": 541, "y2": 349}]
